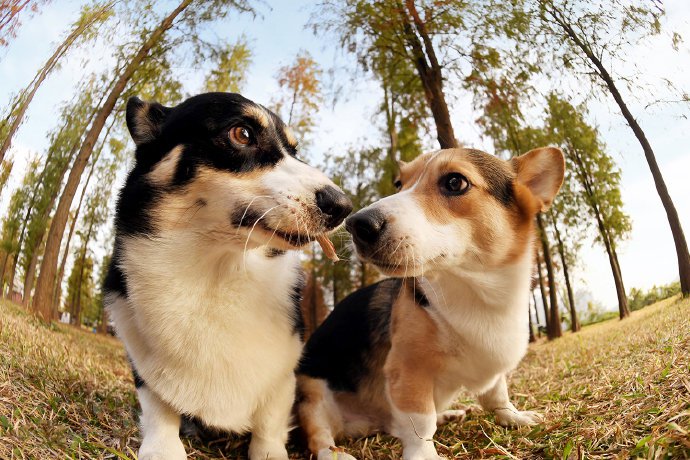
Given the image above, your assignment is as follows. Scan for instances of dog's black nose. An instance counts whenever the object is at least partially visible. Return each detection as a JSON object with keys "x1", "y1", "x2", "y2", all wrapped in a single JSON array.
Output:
[
  {"x1": 315, "y1": 186, "x2": 353, "y2": 228},
  {"x1": 345, "y1": 209, "x2": 386, "y2": 247}
]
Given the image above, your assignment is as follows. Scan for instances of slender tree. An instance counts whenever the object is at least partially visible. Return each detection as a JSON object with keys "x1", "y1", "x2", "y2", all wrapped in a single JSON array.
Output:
[
  {"x1": 546, "y1": 94, "x2": 632, "y2": 318},
  {"x1": 203, "y1": 37, "x2": 252, "y2": 93},
  {"x1": 272, "y1": 50, "x2": 323, "y2": 145},
  {"x1": 549, "y1": 208, "x2": 579, "y2": 331},
  {"x1": 32, "y1": 0, "x2": 252, "y2": 320},
  {"x1": 19, "y1": 80, "x2": 109, "y2": 305},
  {"x1": 0, "y1": 1, "x2": 113, "y2": 162},
  {"x1": 0, "y1": 0, "x2": 51, "y2": 47},
  {"x1": 529, "y1": 0, "x2": 690, "y2": 296},
  {"x1": 317, "y1": 0, "x2": 465, "y2": 148}
]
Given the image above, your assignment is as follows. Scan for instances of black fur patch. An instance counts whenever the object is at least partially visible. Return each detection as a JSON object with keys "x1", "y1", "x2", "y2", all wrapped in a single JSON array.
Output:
[
  {"x1": 465, "y1": 149, "x2": 515, "y2": 207},
  {"x1": 230, "y1": 205, "x2": 264, "y2": 229},
  {"x1": 103, "y1": 243, "x2": 127, "y2": 297},
  {"x1": 265, "y1": 248, "x2": 286, "y2": 258},
  {"x1": 298, "y1": 279, "x2": 403, "y2": 392},
  {"x1": 408, "y1": 278, "x2": 429, "y2": 307},
  {"x1": 130, "y1": 359, "x2": 145, "y2": 388},
  {"x1": 291, "y1": 271, "x2": 306, "y2": 340}
]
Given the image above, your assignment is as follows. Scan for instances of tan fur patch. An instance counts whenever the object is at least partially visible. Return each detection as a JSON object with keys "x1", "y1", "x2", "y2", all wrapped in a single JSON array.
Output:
[
  {"x1": 147, "y1": 146, "x2": 183, "y2": 185},
  {"x1": 283, "y1": 126, "x2": 298, "y2": 148},
  {"x1": 384, "y1": 279, "x2": 444, "y2": 414},
  {"x1": 297, "y1": 376, "x2": 343, "y2": 453},
  {"x1": 243, "y1": 105, "x2": 270, "y2": 128}
]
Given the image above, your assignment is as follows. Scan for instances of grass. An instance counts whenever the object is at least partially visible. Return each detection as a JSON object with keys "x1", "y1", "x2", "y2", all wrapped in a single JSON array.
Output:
[{"x1": 1, "y1": 296, "x2": 688, "y2": 459}]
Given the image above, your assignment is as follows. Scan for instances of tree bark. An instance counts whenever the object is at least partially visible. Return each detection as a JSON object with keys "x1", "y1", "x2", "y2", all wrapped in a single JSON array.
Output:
[
  {"x1": 53, "y1": 212, "x2": 76, "y2": 313},
  {"x1": 548, "y1": 6, "x2": 690, "y2": 297},
  {"x1": 531, "y1": 290, "x2": 541, "y2": 337},
  {"x1": 550, "y1": 211, "x2": 580, "y2": 332},
  {"x1": 32, "y1": 0, "x2": 193, "y2": 321},
  {"x1": 0, "y1": 251, "x2": 9, "y2": 292},
  {"x1": 528, "y1": 293, "x2": 536, "y2": 343},
  {"x1": 536, "y1": 214, "x2": 561, "y2": 339},
  {"x1": 569, "y1": 148, "x2": 630, "y2": 319},
  {"x1": 535, "y1": 248, "x2": 550, "y2": 332},
  {"x1": 0, "y1": 3, "x2": 111, "y2": 162},
  {"x1": 400, "y1": 0, "x2": 457, "y2": 149},
  {"x1": 73, "y1": 220, "x2": 94, "y2": 327}
]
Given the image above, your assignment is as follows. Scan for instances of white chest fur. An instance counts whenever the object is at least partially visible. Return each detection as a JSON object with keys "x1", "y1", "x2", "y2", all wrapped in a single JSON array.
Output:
[
  {"x1": 109, "y1": 233, "x2": 303, "y2": 431},
  {"x1": 422, "y1": 256, "x2": 532, "y2": 396}
]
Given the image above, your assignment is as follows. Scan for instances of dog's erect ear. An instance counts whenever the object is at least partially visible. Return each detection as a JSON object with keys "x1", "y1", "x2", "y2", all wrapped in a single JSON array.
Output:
[
  {"x1": 126, "y1": 97, "x2": 171, "y2": 146},
  {"x1": 512, "y1": 147, "x2": 565, "y2": 212}
]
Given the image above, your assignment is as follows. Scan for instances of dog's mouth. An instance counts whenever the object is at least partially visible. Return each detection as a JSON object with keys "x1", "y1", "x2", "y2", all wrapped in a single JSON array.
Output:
[
  {"x1": 231, "y1": 207, "x2": 318, "y2": 247},
  {"x1": 260, "y1": 223, "x2": 314, "y2": 247}
]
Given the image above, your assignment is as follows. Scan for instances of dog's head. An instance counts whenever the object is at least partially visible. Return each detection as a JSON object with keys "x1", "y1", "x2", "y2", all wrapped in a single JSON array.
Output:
[
  {"x1": 345, "y1": 147, "x2": 564, "y2": 276},
  {"x1": 122, "y1": 92, "x2": 351, "y2": 250}
]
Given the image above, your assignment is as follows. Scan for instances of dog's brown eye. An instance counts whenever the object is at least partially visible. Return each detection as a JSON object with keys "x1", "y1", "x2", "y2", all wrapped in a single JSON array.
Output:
[
  {"x1": 394, "y1": 179, "x2": 402, "y2": 190},
  {"x1": 441, "y1": 173, "x2": 470, "y2": 196},
  {"x1": 229, "y1": 126, "x2": 252, "y2": 145}
]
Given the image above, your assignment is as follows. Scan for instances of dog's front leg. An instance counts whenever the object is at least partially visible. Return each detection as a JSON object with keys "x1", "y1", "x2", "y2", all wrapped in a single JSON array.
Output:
[
  {"x1": 248, "y1": 372, "x2": 295, "y2": 460},
  {"x1": 137, "y1": 386, "x2": 186, "y2": 460},
  {"x1": 478, "y1": 374, "x2": 542, "y2": 427},
  {"x1": 386, "y1": 362, "x2": 442, "y2": 460}
]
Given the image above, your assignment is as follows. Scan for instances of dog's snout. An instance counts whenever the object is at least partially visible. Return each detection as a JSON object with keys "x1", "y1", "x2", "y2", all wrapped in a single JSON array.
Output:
[
  {"x1": 346, "y1": 210, "x2": 386, "y2": 247},
  {"x1": 315, "y1": 186, "x2": 353, "y2": 228}
]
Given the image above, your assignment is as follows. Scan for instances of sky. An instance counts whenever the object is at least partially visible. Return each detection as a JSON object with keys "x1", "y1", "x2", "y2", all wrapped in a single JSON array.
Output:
[{"x1": 1, "y1": 0, "x2": 689, "y2": 311}]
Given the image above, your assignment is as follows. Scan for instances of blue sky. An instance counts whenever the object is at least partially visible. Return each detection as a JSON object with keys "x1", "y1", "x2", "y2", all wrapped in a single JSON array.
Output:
[{"x1": 1, "y1": 0, "x2": 689, "y2": 310}]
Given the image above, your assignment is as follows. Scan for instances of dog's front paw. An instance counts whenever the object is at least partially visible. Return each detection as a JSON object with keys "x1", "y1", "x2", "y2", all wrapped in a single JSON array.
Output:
[
  {"x1": 138, "y1": 436, "x2": 186, "y2": 460},
  {"x1": 494, "y1": 408, "x2": 543, "y2": 427},
  {"x1": 317, "y1": 446, "x2": 358, "y2": 460},
  {"x1": 248, "y1": 438, "x2": 289, "y2": 460}
]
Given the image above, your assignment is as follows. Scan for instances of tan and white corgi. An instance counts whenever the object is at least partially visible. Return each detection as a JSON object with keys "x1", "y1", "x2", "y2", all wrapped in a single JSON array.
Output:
[{"x1": 297, "y1": 147, "x2": 565, "y2": 460}]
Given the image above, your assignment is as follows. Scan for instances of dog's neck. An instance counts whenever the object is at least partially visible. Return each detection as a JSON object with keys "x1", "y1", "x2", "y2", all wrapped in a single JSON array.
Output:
[{"x1": 422, "y1": 249, "x2": 532, "y2": 320}]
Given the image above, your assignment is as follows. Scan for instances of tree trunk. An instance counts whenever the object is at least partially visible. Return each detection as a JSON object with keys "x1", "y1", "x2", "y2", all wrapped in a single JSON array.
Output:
[
  {"x1": 74, "y1": 221, "x2": 94, "y2": 327},
  {"x1": 0, "y1": 251, "x2": 9, "y2": 293},
  {"x1": 24, "y1": 115, "x2": 108, "y2": 308},
  {"x1": 528, "y1": 293, "x2": 536, "y2": 343},
  {"x1": 536, "y1": 214, "x2": 561, "y2": 339},
  {"x1": 551, "y1": 8, "x2": 690, "y2": 297},
  {"x1": 535, "y1": 248, "x2": 550, "y2": 332},
  {"x1": 32, "y1": 0, "x2": 194, "y2": 321},
  {"x1": 0, "y1": 3, "x2": 111, "y2": 162},
  {"x1": 550, "y1": 211, "x2": 580, "y2": 332},
  {"x1": 401, "y1": 0, "x2": 457, "y2": 149},
  {"x1": 97, "y1": 302, "x2": 108, "y2": 333},
  {"x1": 53, "y1": 212, "x2": 77, "y2": 313},
  {"x1": 531, "y1": 291, "x2": 541, "y2": 337}
]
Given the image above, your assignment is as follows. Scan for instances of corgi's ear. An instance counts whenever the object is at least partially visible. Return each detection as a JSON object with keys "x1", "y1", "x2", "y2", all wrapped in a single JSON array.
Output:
[
  {"x1": 397, "y1": 159, "x2": 408, "y2": 170},
  {"x1": 126, "y1": 97, "x2": 171, "y2": 146},
  {"x1": 512, "y1": 147, "x2": 565, "y2": 212}
]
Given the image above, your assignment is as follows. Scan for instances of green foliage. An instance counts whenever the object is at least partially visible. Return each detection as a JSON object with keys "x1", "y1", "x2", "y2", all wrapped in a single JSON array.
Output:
[
  {"x1": 64, "y1": 253, "x2": 94, "y2": 324},
  {"x1": 545, "y1": 94, "x2": 631, "y2": 248},
  {"x1": 0, "y1": 159, "x2": 12, "y2": 193},
  {"x1": 579, "y1": 301, "x2": 618, "y2": 327},
  {"x1": 272, "y1": 50, "x2": 322, "y2": 146},
  {"x1": 628, "y1": 282, "x2": 681, "y2": 312},
  {"x1": 203, "y1": 37, "x2": 252, "y2": 93},
  {"x1": 0, "y1": 157, "x2": 41, "y2": 271}
]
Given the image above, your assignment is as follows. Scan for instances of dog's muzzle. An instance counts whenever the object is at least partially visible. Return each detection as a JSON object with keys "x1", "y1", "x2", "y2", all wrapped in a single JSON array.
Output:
[
  {"x1": 315, "y1": 186, "x2": 352, "y2": 229},
  {"x1": 345, "y1": 208, "x2": 387, "y2": 254}
]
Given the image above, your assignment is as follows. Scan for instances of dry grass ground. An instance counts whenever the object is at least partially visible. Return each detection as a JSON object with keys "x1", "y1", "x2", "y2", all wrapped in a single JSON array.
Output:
[{"x1": 0, "y1": 296, "x2": 688, "y2": 459}]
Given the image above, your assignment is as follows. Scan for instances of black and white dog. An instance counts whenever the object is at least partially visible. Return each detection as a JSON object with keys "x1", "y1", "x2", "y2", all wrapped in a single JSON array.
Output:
[{"x1": 104, "y1": 93, "x2": 352, "y2": 460}]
